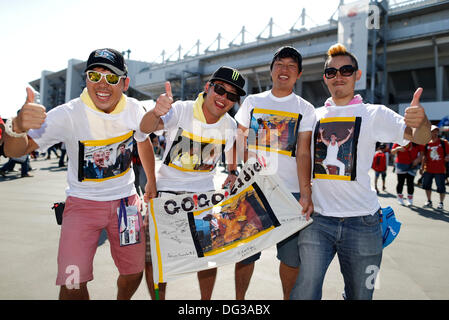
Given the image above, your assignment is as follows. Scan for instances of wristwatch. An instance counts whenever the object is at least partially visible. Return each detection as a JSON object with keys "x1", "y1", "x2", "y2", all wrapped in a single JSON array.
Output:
[
  {"x1": 230, "y1": 170, "x2": 239, "y2": 176},
  {"x1": 4, "y1": 118, "x2": 27, "y2": 138}
]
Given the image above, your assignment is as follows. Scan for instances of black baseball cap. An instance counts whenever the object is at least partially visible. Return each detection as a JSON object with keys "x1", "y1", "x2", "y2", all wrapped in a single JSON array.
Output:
[
  {"x1": 209, "y1": 66, "x2": 246, "y2": 96},
  {"x1": 270, "y1": 46, "x2": 302, "y2": 73},
  {"x1": 84, "y1": 48, "x2": 128, "y2": 76}
]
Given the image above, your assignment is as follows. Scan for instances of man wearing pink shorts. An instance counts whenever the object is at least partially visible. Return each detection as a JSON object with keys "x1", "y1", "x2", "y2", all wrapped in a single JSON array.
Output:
[{"x1": 8, "y1": 49, "x2": 157, "y2": 299}]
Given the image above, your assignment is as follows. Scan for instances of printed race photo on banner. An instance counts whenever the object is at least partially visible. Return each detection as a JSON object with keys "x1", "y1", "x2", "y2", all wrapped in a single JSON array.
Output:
[
  {"x1": 189, "y1": 183, "x2": 280, "y2": 257},
  {"x1": 163, "y1": 127, "x2": 225, "y2": 173},
  {"x1": 313, "y1": 117, "x2": 361, "y2": 181},
  {"x1": 248, "y1": 108, "x2": 302, "y2": 157},
  {"x1": 78, "y1": 131, "x2": 134, "y2": 182},
  {"x1": 147, "y1": 158, "x2": 312, "y2": 284}
]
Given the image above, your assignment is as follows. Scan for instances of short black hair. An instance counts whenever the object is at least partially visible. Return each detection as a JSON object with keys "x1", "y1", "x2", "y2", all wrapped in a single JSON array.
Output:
[{"x1": 270, "y1": 46, "x2": 302, "y2": 73}]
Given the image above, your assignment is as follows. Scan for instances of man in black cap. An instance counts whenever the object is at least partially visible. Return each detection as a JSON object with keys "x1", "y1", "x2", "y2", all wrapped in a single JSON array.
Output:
[
  {"x1": 140, "y1": 66, "x2": 246, "y2": 300},
  {"x1": 234, "y1": 46, "x2": 316, "y2": 299},
  {"x1": 7, "y1": 48, "x2": 157, "y2": 300}
]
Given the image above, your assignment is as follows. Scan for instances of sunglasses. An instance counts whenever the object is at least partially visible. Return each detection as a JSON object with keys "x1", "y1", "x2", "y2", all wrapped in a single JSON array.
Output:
[
  {"x1": 86, "y1": 70, "x2": 125, "y2": 85},
  {"x1": 210, "y1": 82, "x2": 239, "y2": 102},
  {"x1": 324, "y1": 65, "x2": 357, "y2": 79}
]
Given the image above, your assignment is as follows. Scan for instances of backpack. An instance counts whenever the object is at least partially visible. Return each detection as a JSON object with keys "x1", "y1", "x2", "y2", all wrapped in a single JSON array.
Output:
[{"x1": 372, "y1": 152, "x2": 386, "y2": 172}]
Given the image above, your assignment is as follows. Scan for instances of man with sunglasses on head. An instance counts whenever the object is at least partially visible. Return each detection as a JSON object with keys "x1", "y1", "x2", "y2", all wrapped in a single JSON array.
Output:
[
  {"x1": 8, "y1": 48, "x2": 157, "y2": 300},
  {"x1": 233, "y1": 46, "x2": 316, "y2": 300},
  {"x1": 140, "y1": 66, "x2": 245, "y2": 300},
  {"x1": 290, "y1": 43, "x2": 431, "y2": 300}
]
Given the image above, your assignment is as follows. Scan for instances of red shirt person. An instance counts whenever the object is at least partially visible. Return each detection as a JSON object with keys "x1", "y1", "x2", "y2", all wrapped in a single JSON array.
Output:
[
  {"x1": 391, "y1": 142, "x2": 424, "y2": 206},
  {"x1": 421, "y1": 125, "x2": 449, "y2": 210}
]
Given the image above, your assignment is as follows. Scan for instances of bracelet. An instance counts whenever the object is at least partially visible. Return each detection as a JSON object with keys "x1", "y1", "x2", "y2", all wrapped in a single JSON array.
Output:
[
  {"x1": 230, "y1": 170, "x2": 239, "y2": 176},
  {"x1": 4, "y1": 118, "x2": 27, "y2": 138}
]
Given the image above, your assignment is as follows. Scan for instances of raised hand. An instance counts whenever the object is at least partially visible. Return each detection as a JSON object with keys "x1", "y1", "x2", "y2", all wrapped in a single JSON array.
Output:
[
  {"x1": 404, "y1": 87, "x2": 427, "y2": 129},
  {"x1": 153, "y1": 81, "x2": 174, "y2": 117},
  {"x1": 14, "y1": 87, "x2": 46, "y2": 133}
]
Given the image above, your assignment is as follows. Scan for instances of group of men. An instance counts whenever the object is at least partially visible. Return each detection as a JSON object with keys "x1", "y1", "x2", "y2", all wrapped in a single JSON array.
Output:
[{"x1": 3, "y1": 43, "x2": 431, "y2": 300}]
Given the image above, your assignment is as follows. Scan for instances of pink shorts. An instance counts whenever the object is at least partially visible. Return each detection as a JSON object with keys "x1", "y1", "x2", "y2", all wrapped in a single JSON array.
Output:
[{"x1": 56, "y1": 195, "x2": 145, "y2": 286}]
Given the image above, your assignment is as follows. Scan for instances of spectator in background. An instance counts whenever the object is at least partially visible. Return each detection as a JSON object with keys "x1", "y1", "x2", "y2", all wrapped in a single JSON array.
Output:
[
  {"x1": 390, "y1": 142, "x2": 423, "y2": 206},
  {"x1": 132, "y1": 138, "x2": 147, "y2": 198},
  {"x1": 47, "y1": 143, "x2": 59, "y2": 159},
  {"x1": 1, "y1": 116, "x2": 33, "y2": 178},
  {"x1": 421, "y1": 125, "x2": 449, "y2": 210},
  {"x1": 0, "y1": 155, "x2": 32, "y2": 178},
  {"x1": 59, "y1": 142, "x2": 67, "y2": 167},
  {"x1": 372, "y1": 143, "x2": 387, "y2": 194}
]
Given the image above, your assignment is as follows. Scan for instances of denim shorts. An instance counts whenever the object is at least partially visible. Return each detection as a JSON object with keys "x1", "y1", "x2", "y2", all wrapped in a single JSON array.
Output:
[
  {"x1": 239, "y1": 193, "x2": 301, "y2": 267},
  {"x1": 290, "y1": 210, "x2": 383, "y2": 300},
  {"x1": 374, "y1": 171, "x2": 386, "y2": 178}
]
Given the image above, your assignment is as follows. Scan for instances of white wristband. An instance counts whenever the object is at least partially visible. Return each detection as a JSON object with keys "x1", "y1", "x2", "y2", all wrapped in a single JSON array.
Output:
[{"x1": 4, "y1": 118, "x2": 27, "y2": 138}]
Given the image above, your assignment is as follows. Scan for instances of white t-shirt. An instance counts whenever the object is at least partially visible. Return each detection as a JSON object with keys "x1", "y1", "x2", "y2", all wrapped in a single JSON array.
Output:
[
  {"x1": 326, "y1": 143, "x2": 339, "y2": 161},
  {"x1": 234, "y1": 90, "x2": 316, "y2": 192},
  {"x1": 28, "y1": 96, "x2": 148, "y2": 201},
  {"x1": 156, "y1": 100, "x2": 237, "y2": 192},
  {"x1": 312, "y1": 102, "x2": 408, "y2": 217}
]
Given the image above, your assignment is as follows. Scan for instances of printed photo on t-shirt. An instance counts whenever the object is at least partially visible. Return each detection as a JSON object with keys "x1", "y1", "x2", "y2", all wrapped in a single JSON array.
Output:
[
  {"x1": 188, "y1": 183, "x2": 280, "y2": 257},
  {"x1": 248, "y1": 108, "x2": 302, "y2": 157},
  {"x1": 78, "y1": 131, "x2": 134, "y2": 182},
  {"x1": 163, "y1": 128, "x2": 225, "y2": 173},
  {"x1": 313, "y1": 117, "x2": 361, "y2": 181}
]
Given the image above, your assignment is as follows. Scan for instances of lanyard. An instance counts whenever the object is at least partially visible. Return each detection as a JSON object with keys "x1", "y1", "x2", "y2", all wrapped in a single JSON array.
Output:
[{"x1": 118, "y1": 198, "x2": 129, "y2": 233}]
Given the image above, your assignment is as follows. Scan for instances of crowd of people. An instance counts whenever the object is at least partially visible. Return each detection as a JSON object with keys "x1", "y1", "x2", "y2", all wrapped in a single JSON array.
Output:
[
  {"x1": 1, "y1": 44, "x2": 433, "y2": 300},
  {"x1": 372, "y1": 125, "x2": 449, "y2": 210},
  {"x1": 0, "y1": 142, "x2": 67, "y2": 178}
]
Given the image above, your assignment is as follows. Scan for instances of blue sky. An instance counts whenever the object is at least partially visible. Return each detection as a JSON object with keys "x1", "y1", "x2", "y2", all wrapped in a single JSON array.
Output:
[{"x1": 0, "y1": 0, "x2": 340, "y2": 118}]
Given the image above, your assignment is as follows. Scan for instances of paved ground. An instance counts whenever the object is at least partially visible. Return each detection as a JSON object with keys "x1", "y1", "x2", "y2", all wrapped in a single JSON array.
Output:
[{"x1": 1, "y1": 156, "x2": 448, "y2": 300}]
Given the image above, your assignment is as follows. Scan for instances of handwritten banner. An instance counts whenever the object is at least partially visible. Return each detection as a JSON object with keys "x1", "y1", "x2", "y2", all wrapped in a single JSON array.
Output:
[{"x1": 148, "y1": 159, "x2": 312, "y2": 283}]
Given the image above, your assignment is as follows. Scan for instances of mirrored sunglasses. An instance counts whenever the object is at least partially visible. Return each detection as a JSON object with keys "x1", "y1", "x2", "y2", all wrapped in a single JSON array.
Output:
[
  {"x1": 210, "y1": 82, "x2": 239, "y2": 102},
  {"x1": 86, "y1": 70, "x2": 125, "y2": 85},
  {"x1": 324, "y1": 65, "x2": 357, "y2": 79}
]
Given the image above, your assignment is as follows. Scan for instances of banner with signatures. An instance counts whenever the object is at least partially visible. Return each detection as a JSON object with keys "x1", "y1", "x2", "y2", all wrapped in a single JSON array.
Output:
[{"x1": 147, "y1": 158, "x2": 312, "y2": 283}]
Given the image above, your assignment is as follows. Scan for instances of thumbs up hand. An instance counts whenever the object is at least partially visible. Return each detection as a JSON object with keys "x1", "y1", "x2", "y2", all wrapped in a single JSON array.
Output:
[
  {"x1": 153, "y1": 81, "x2": 174, "y2": 117},
  {"x1": 404, "y1": 87, "x2": 427, "y2": 129},
  {"x1": 14, "y1": 87, "x2": 47, "y2": 133}
]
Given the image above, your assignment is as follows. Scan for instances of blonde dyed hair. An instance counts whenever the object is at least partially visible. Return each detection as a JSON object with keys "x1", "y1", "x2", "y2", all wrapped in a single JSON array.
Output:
[{"x1": 324, "y1": 43, "x2": 359, "y2": 70}]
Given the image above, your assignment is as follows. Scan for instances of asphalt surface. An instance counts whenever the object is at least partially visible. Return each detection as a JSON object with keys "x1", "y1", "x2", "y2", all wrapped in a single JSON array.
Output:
[{"x1": 1, "y1": 156, "x2": 448, "y2": 300}]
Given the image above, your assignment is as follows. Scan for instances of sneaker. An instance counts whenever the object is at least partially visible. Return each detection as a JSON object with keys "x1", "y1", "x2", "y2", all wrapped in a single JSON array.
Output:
[
  {"x1": 437, "y1": 202, "x2": 444, "y2": 210},
  {"x1": 423, "y1": 201, "x2": 433, "y2": 208},
  {"x1": 21, "y1": 173, "x2": 33, "y2": 178},
  {"x1": 407, "y1": 195, "x2": 413, "y2": 206},
  {"x1": 397, "y1": 194, "x2": 405, "y2": 206}
]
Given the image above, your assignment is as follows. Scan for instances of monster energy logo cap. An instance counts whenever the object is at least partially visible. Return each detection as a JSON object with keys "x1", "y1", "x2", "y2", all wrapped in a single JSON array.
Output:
[{"x1": 209, "y1": 66, "x2": 246, "y2": 96}]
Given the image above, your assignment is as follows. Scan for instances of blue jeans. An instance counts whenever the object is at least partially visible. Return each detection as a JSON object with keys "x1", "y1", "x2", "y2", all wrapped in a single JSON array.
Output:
[{"x1": 290, "y1": 211, "x2": 383, "y2": 300}]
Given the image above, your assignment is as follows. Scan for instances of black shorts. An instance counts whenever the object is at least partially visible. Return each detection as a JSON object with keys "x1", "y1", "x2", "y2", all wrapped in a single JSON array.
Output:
[{"x1": 422, "y1": 172, "x2": 446, "y2": 194}]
